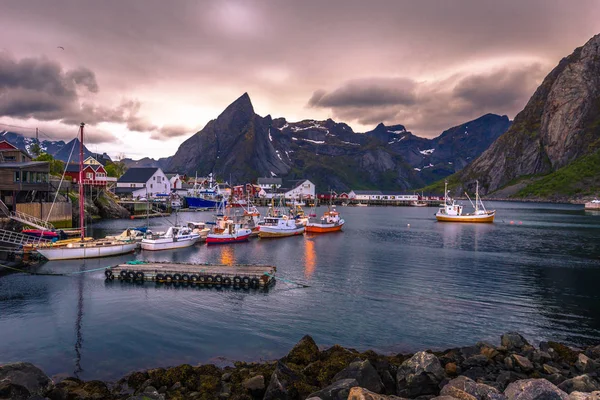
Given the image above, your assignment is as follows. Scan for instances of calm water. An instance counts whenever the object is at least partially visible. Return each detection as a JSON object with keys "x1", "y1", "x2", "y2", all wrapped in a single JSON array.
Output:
[{"x1": 1, "y1": 202, "x2": 600, "y2": 380}]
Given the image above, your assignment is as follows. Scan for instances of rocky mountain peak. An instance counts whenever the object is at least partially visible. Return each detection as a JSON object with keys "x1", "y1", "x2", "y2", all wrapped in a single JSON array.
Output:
[{"x1": 213, "y1": 92, "x2": 255, "y2": 132}]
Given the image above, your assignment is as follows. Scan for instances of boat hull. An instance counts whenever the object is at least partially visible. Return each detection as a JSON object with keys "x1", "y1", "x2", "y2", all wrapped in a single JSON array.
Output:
[
  {"x1": 36, "y1": 242, "x2": 138, "y2": 261},
  {"x1": 184, "y1": 197, "x2": 223, "y2": 209},
  {"x1": 140, "y1": 236, "x2": 200, "y2": 251},
  {"x1": 435, "y1": 212, "x2": 495, "y2": 223},
  {"x1": 305, "y1": 222, "x2": 344, "y2": 233},
  {"x1": 258, "y1": 226, "x2": 305, "y2": 238},
  {"x1": 206, "y1": 233, "x2": 251, "y2": 244}
]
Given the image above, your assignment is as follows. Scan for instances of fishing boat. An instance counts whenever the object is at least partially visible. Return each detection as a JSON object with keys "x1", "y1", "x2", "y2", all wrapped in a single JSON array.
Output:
[
  {"x1": 140, "y1": 226, "x2": 200, "y2": 250},
  {"x1": 435, "y1": 181, "x2": 495, "y2": 223},
  {"x1": 258, "y1": 199, "x2": 305, "y2": 238},
  {"x1": 305, "y1": 206, "x2": 345, "y2": 233},
  {"x1": 184, "y1": 173, "x2": 225, "y2": 209},
  {"x1": 206, "y1": 218, "x2": 252, "y2": 244},
  {"x1": 36, "y1": 123, "x2": 138, "y2": 261},
  {"x1": 411, "y1": 201, "x2": 428, "y2": 207},
  {"x1": 105, "y1": 227, "x2": 146, "y2": 242},
  {"x1": 22, "y1": 229, "x2": 63, "y2": 240},
  {"x1": 355, "y1": 202, "x2": 368, "y2": 207}
]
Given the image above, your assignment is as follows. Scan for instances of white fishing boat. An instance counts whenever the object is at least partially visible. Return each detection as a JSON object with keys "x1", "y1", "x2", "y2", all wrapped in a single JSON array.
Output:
[
  {"x1": 186, "y1": 221, "x2": 211, "y2": 242},
  {"x1": 258, "y1": 200, "x2": 304, "y2": 238},
  {"x1": 435, "y1": 181, "x2": 495, "y2": 223},
  {"x1": 206, "y1": 219, "x2": 252, "y2": 244},
  {"x1": 36, "y1": 123, "x2": 138, "y2": 261},
  {"x1": 140, "y1": 226, "x2": 200, "y2": 251}
]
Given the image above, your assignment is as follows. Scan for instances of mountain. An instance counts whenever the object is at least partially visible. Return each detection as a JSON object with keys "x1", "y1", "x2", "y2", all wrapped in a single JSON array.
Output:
[
  {"x1": 164, "y1": 93, "x2": 511, "y2": 191},
  {"x1": 454, "y1": 33, "x2": 600, "y2": 198},
  {"x1": 52, "y1": 138, "x2": 94, "y2": 163},
  {"x1": 0, "y1": 130, "x2": 96, "y2": 163},
  {"x1": 122, "y1": 156, "x2": 172, "y2": 171}
]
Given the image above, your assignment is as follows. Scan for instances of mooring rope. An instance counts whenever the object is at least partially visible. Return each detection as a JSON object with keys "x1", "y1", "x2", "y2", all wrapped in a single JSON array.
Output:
[
  {"x1": 263, "y1": 272, "x2": 310, "y2": 288},
  {"x1": 0, "y1": 263, "x2": 108, "y2": 276}
]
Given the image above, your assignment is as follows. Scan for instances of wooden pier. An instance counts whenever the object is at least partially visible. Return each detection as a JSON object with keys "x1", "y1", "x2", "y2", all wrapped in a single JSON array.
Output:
[{"x1": 106, "y1": 262, "x2": 276, "y2": 288}]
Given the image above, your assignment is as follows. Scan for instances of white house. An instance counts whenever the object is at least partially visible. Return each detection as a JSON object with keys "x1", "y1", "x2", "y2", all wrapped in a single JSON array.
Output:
[
  {"x1": 283, "y1": 179, "x2": 315, "y2": 200},
  {"x1": 348, "y1": 190, "x2": 418, "y2": 201},
  {"x1": 116, "y1": 167, "x2": 169, "y2": 198},
  {"x1": 168, "y1": 173, "x2": 184, "y2": 190},
  {"x1": 257, "y1": 177, "x2": 282, "y2": 190}
]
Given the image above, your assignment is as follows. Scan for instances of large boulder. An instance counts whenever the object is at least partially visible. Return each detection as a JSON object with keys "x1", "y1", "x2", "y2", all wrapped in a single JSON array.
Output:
[
  {"x1": 558, "y1": 375, "x2": 600, "y2": 394},
  {"x1": 332, "y1": 359, "x2": 384, "y2": 394},
  {"x1": 504, "y1": 379, "x2": 568, "y2": 400},
  {"x1": 576, "y1": 354, "x2": 598, "y2": 373},
  {"x1": 0, "y1": 362, "x2": 53, "y2": 396},
  {"x1": 440, "y1": 376, "x2": 504, "y2": 400},
  {"x1": 347, "y1": 386, "x2": 408, "y2": 399},
  {"x1": 396, "y1": 351, "x2": 446, "y2": 398},
  {"x1": 286, "y1": 335, "x2": 320, "y2": 366},
  {"x1": 307, "y1": 378, "x2": 359, "y2": 400},
  {"x1": 264, "y1": 361, "x2": 313, "y2": 400},
  {"x1": 0, "y1": 381, "x2": 31, "y2": 400},
  {"x1": 511, "y1": 355, "x2": 534, "y2": 372},
  {"x1": 585, "y1": 345, "x2": 600, "y2": 360},
  {"x1": 569, "y1": 391, "x2": 600, "y2": 400},
  {"x1": 501, "y1": 333, "x2": 530, "y2": 352}
]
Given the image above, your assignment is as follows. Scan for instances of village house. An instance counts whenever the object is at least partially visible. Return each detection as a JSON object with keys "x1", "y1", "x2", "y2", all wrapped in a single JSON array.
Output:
[
  {"x1": 64, "y1": 157, "x2": 110, "y2": 186},
  {"x1": 348, "y1": 190, "x2": 418, "y2": 201},
  {"x1": 116, "y1": 167, "x2": 169, "y2": 198},
  {"x1": 260, "y1": 179, "x2": 315, "y2": 200},
  {"x1": 257, "y1": 177, "x2": 282, "y2": 190},
  {"x1": 0, "y1": 140, "x2": 51, "y2": 208}
]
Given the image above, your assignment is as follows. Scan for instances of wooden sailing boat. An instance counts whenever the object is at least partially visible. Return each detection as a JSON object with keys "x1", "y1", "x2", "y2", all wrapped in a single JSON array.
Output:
[
  {"x1": 36, "y1": 123, "x2": 138, "y2": 260},
  {"x1": 435, "y1": 181, "x2": 495, "y2": 223}
]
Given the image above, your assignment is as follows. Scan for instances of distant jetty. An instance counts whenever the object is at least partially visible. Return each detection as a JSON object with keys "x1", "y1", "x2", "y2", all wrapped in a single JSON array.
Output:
[{"x1": 2, "y1": 332, "x2": 600, "y2": 399}]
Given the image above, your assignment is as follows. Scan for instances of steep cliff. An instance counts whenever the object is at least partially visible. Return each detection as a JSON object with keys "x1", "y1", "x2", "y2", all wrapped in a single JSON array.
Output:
[{"x1": 458, "y1": 34, "x2": 600, "y2": 195}]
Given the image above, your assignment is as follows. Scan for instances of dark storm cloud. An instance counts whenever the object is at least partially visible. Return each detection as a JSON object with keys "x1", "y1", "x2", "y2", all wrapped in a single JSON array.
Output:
[{"x1": 309, "y1": 64, "x2": 545, "y2": 135}]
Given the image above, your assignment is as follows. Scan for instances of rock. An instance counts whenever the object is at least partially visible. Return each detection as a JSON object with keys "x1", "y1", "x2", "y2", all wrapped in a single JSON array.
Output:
[
  {"x1": 286, "y1": 335, "x2": 320, "y2": 366},
  {"x1": 465, "y1": 355, "x2": 490, "y2": 368},
  {"x1": 445, "y1": 363, "x2": 458, "y2": 376},
  {"x1": 263, "y1": 361, "x2": 302, "y2": 400},
  {"x1": 127, "y1": 371, "x2": 149, "y2": 390},
  {"x1": 586, "y1": 346, "x2": 600, "y2": 360},
  {"x1": 544, "y1": 365, "x2": 562, "y2": 375},
  {"x1": 0, "y1": 362, "x2": 53, "y2": 396},
  {"x1": 504, "y1": 378, "x2": 568, "y2": 400},
  {"x1": 396, "y1": 351, "x2": 446, "y2": 398},
  {"x1": 532, "y1": 351, "x2": 552, "y2": 365},
  {"x1": 576, "y1": 354, "x2": 598, "y2": 373},
  {"x1": 546, "y1": 342, "x2": 579, "y2": 364},
  {"x1": 440, "y1": 376, "x2": 504, "y2": 400},
  {"x1": 242, "y1": 375, "x2": 265, "y2": 391},
  {"x1": 480, "y1": 345, "x2": 500, "y2": 360},
  {"x1": 347, "y1": 386, "x2": 409, "y2": 399},
  {"x1": 569, "y1": 391, "x2": 600, "y2": 400},
  {"x1": 501, "y1": 333, "x2": 530, "y2": 352},
  {"x1": 46, "y1": 387, "x2": 68, "y2": 400},
  {"x1": 332, "y1": 359, "x2": 384, "y2": 394},
  {"x1": 558, "y1": 375, "x2": 600, "y2": 394},
  {"x1": 496, "y1": 371, "x2": 529, "y2": 391},
  {"x1": 0, "y1": 381, "x2": 31, "y2": 400},
  {"x1": 307, "y1": 378, "x2": 359, "y2": 400},
  {"x1": 221, "y1": 373, "x2": 231, "y2": 382},
  {"x1": 433, "y1": 397, "x2": 464, "y2": 400},
  {"x1": 127, "y1": 393, "x2": 165, "y2": 400},
  {"x1": 511, "y1": 355, "x2": 534, "y2": 372}
]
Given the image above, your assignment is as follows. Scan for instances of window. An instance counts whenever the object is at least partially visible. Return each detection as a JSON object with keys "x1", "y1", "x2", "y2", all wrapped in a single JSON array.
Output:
[
  {"x1": 22, "y1": 171, "x2": 28, "y2": 182},
  {"x1": 14, "y1": 171, "x2": 20, "y2": 182},
  {"x1": 153, "y1": 176, "x2": 156, "y2": 181},
  {"x1": 5, "y1": 156, "x2": 15, "y2": 161},
  {"x1": 150, "y1": 184, "x2": 153, "y2": 189},
  {"x1": 86, "y1": 172, "x2": 93, "y2": 179}
]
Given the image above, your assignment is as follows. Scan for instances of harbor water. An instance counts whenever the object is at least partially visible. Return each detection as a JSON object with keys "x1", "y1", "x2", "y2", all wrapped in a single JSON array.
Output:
[{"x1": 1, "y1": 201, "x2": 600, "y2": 380}]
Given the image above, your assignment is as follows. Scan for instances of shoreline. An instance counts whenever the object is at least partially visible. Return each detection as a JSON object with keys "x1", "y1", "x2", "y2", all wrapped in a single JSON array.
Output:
[{"x1": 2, "y1": 332, "x2": 600, "y2": 399}]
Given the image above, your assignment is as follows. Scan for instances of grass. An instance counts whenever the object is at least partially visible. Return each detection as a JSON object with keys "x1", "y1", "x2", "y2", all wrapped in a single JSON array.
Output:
[{"x1": 513, "y1": 149, "x2": 600, "y2": 199}]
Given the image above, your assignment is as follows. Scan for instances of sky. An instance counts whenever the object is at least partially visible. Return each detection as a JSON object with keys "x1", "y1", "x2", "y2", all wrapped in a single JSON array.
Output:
[{"x1": 1, "y1": 0, "x2": 599, "y2": 159}]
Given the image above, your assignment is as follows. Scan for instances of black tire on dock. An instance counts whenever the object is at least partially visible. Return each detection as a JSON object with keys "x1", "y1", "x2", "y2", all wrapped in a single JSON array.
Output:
[
  {"x1": 206, "y1": 275, "x2": 214, "y2": 283},
  {"x1": 120, "y1": 270, "x2": 128, "y2": 279},
  {"x1": 127, "y1": 271, "x2": 136, "y2": 280},
  {"x1": 233, "y1": 276, "x2": 242, "y2": 285},
  {"x1": 250, "y1": 277, "x2": 260, "y2": 288},
  {"x1": 104, "y1": 269, "x2": 113, "y2": 280},
  {"x1": 173, "y1": 273, "x2": 182, "y2": 282},
  {"x1": 164, "y1": 274, "x2": 173, "y2": 282},
  {"x1": 181, "y1": 274, "x2": 190, "y2": 282},
  {"x1": 222, "y1": 277, "x2": 232, "y2": 286},
  {"x1": 199, "y1": 275, "x2": 206, "y2": 283},
  {"x1": 214, "y1": 275, "x2": 223, "y2": 284},
  {"x1": 136, "y1": 271, "x2": 144, "y2": 280},
  {"x1": 242, "y1": 276, "x2": 250, "y2": 285},
  {"x1": 156, "y1": 273, "x2": 165, "y2": 282},
  {"x1": 190, "y1": 274, "x2": 199, "y2": 283}
]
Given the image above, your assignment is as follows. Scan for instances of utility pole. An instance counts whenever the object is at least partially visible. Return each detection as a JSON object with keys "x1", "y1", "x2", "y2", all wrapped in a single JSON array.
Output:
[{"x1": 35, "y1": 128, "x2": 38, "y2": 142}]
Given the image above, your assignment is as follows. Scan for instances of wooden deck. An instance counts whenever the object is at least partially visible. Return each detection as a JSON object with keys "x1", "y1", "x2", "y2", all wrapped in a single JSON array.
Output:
[{"x1": 107, "y1": 262, "x2": 276, "y2": 288}]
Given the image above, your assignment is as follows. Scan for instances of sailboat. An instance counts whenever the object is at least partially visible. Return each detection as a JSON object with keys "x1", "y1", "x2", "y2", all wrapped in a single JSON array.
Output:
[
  {"x1": 36, "y1": 123, "x2": 138, "y2": 260},
  {"x1": 435, "y1": 181, "x2": 495, "y2": 223}
]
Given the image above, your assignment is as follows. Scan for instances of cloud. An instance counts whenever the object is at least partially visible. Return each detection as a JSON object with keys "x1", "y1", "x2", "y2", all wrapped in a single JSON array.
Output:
[
  {"x1": 307, "y1": 64, "x2": 545, "y2": 136},
  {"x1": 150, "y1": 125, "x2": 190, "y2": 140}
]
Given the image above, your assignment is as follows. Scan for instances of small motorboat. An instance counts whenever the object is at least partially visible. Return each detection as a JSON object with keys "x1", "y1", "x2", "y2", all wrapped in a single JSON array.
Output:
[
  {"x1": 186, "y1": 221, "x2": 211, "y2": 242},
  {"x1": 141, "y1": 226, "x2": 200, "y2": 251},
  {"x1": 22, "y1": 229, "x2": 63, "y2": 240},
  {"x1": 206, "y1": 219, "x2": 252, "y2": 244}
]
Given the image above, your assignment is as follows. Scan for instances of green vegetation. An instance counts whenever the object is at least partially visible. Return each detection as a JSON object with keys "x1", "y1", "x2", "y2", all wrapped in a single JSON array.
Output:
[
  {"x1": 513, "y1": 149, "x2": 600, "y2": 199},
  {"x1": 34, "y1": 153, "x2": 65, "y2": 176},
  {"x1": 105, "y1": 160, "x2": 126, "y2": 177},
  {"x1": 419, "y1": 173, "x2": 461, "y2": 196}
]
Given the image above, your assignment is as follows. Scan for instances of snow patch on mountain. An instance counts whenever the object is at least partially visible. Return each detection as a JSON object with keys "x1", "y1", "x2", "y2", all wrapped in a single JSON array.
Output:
[{"x1": 419, "y1": 148, "x2": 435, "y2": 155}]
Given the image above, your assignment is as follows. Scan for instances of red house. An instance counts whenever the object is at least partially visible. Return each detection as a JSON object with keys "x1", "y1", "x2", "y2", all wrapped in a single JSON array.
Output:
[{"x1": 65, "y1": 163, "x2": 108, "y2": 186}]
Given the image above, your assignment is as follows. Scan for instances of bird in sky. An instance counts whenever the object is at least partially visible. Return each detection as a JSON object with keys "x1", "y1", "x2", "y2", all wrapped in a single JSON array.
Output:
[{"x1": 57, "y1": 46, "x2": 64, "y2": 50}]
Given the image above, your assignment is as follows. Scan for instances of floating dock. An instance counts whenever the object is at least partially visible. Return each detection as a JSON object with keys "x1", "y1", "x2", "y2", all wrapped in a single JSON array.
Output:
[{"x1": 106, "y1": 262, "x2": 276, "y2": 288}]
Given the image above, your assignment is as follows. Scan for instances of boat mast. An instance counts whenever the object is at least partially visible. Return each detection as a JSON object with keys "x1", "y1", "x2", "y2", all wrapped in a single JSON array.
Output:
[
  {"x1": 444, "y1": 181, "x2": 448, "y2": 206},
  {"x1": 79, "y1": 122, "x2": 85, "y2": 241},
  {"x1": 475, "y1": 181, "x2": 479, "y2": 213}
]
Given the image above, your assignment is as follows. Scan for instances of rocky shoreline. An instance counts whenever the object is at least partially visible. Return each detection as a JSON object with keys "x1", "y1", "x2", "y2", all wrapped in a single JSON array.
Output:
[{"x1": 2, "y1": 332, "x2": 600, "y2": 400}]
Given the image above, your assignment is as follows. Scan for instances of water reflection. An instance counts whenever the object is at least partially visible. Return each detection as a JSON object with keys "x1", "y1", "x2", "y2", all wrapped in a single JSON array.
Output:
[
  {"x1": 304, "y1": 238, "x2": 316, "y2": 279},
  {"x1": 220, "y1": 246, "x2": 235, "y2": 265}
]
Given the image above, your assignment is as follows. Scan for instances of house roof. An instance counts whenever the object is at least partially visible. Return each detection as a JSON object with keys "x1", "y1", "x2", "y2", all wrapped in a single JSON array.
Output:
[
  {"x1": 351, "y1": 190, "x2": 383, "y2": 195},
  {"x1": 66, "y1": 163, "x2": 106, "y2": 173},
  {"x1": 118, "y1": 167, "x2": 159, "y2": 183},
  {"x1": 115, "y1": 187, "x2": 136, "y2": 194},
  {"x1": 257, "y1": 177, "x2": 282, "y2": 185},
  {"x1": 381, "y1": 191, "x2": 412, "y2": 196},
  {"x1": 0, "y1": 161, "x2": 48, "y2": 169}
]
